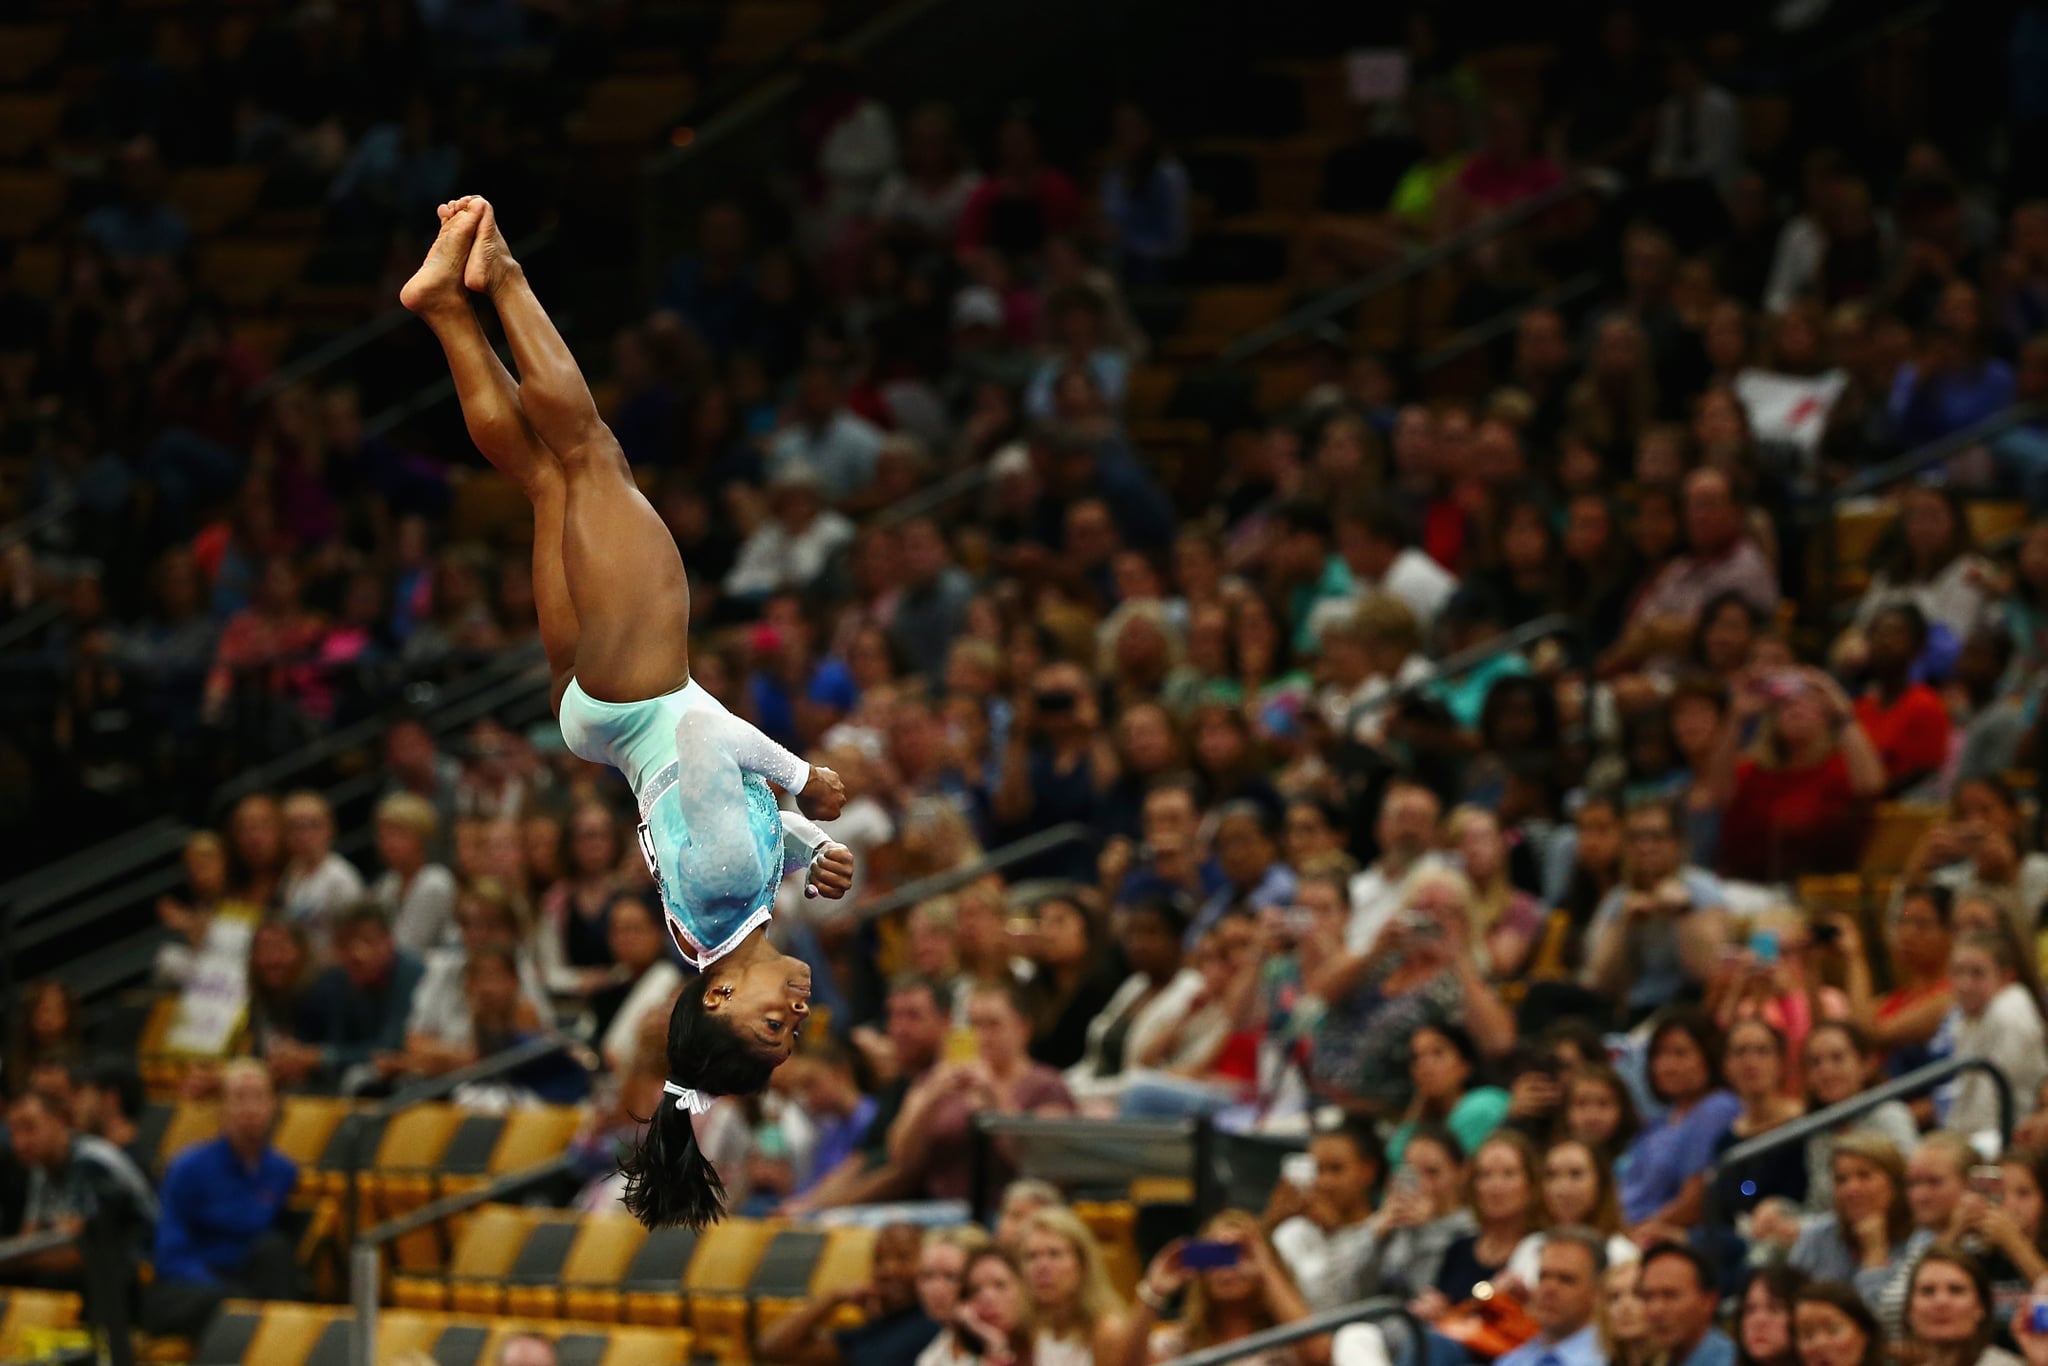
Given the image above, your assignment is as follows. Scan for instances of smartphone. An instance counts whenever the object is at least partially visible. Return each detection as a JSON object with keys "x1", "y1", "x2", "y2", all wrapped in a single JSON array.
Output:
[
  {"x1": 1179, "y1": 1240, "x2": 1242, "y2": 1271},
  {"x1": 1390, "y1": 1166, "x2": 1422, "y2": 1200},
  {"x1": 1751, "y1": 929, "x2": 1780, "y2": 966},
  {"x1": 2031, "y1": 1298, "x2": 2048, "y2": 1336},
  {"x1": 1972, "y1": 1165, "x2": 2006, "y2": 1204},
  {"x1": 1282, "y1": 1153, "x2": 1318, "y2": 1192},
  {"x1": 945, "y1": 1026, "x2": 982, "y2": 1065}
]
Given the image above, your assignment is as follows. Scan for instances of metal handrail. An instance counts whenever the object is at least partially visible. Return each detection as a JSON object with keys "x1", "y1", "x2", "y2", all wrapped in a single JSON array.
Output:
[
  {"x1": 244, "y1": 230, "x2": 558, "y2": 407},
  {"x1": 855, "y1": 821, "x2": 1094, "y2": 923},
  {"x1": 338, "y1": 1031, "x2": 592, "y2": 1243},
  {"x1": 1827, "y1": 402, "x2": 2046, "y2": 503},
  {"x1": 0, "y1": 490, "x2": 77, "y2": 553},
  {"x1": 347, "y1": 1154, "x2": 578, "y2": 1366},
  {"x1": 968, "y1": 1114, "x2": 1209, "y2": 1222},
  {"x1": 0, "y1": 1221, "x2": 137, "y2": 1366},
  {"x1": 1221, "y1": 170, "x2": 1608, "y2": 366},
  {"x1": 1155, "y1": 1297, "x2": 1419, "y2": 1366},
  {"x1": 1708, "y1": 1055, "x2": 2014, "y2": 1221},
  {"x1": 1335, "y1": 611, "x2": 1576, "y2": 736},
  {"x1": 1416, "y1": 270, "x2": 1602, "y2": 375}
]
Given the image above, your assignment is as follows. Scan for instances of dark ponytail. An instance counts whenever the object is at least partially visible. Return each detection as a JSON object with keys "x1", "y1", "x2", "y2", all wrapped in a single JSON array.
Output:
[{"x1": 618, "y1": 970, "x2": 779, "y2": 1229}]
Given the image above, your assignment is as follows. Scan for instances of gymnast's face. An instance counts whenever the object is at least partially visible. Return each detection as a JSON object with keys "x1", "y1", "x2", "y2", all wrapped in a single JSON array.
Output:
[{"x1": 703, "y1": 952, "x2": 813, "y2": 1059}]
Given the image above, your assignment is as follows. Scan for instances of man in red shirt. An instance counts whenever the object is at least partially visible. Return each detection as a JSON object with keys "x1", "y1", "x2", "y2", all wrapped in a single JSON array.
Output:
[{"x1": 1852, "y1": 602, "x2": 1953, "y2": 792}]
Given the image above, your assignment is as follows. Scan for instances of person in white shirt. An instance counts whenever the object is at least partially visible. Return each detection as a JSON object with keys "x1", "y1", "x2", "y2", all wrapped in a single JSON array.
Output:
[
  {"x1": 766, "y1": 361, "x2": 884, "y2": 500},
  {"x1": 593, "y1": 893, "x2": 683, "y2": 1072},
  {"x1": 369, "y1": 792, "x2": 460, "y2": 955},
  {"x1": 1346, "y1": 780, "x2": 1444, "y2": 952},
  {"x1": 1269, "y1": 1120, "x2": 1386, "y2": 1311},
  {"x1": 279, "y1": 790, "x2": 365, "y2": 956},
  {"x1": 404, "y1": 876, "x2": 553, "y2": 1060},
  {"x1": 1940, "y1": 931, "x2": 2048, "y2": 1139},
  {"x1": 723, "y1": 465, "x2": 856, "y2": 602},
  {"x1": 1650, "y1": 49, "x2": 1742, "y2": 196},
  {"x1": 1328, "y1": 499, "x2": 1457, "y2": 632}
]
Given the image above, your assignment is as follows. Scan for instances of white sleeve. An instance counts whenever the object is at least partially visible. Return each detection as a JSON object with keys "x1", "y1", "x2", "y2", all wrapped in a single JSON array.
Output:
[
  {"x1": 704, "y1": 701, "x2": 809, "y2": 793},
  {"x1": 780, "y1": 810, "x2": 832, "y2": 863}
]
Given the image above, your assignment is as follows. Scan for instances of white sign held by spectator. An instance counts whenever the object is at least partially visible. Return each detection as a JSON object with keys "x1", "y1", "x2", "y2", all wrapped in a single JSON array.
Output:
[{"x1": 164, "y1": 916, "x2": 254, "y2": 1056}]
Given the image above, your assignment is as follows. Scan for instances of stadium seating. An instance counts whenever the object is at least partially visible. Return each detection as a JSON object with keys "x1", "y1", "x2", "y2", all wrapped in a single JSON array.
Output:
[{"x1": 193, "y1": 1300, "x2": 693, "y2": 1366}]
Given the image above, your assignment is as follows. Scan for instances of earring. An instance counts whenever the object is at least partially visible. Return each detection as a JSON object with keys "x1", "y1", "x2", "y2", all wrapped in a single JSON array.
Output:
[{"x1": 720, "y1": 984, "x2": 736, "y2": 999}]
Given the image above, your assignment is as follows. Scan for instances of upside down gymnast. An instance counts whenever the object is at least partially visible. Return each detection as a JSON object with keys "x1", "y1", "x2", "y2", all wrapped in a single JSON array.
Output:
[{"x1": 401, "y1": 195, "x2": 855, "y2": 1228}]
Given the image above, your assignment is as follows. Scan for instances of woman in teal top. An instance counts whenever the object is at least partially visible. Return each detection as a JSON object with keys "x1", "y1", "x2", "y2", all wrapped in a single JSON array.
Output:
[
  {"x1": 402, "y1": 197, "x2": 854, "y2": 1229},
  {"x1": 1386, "y1": 1021, "x2": 1511, "y2": 1167}
]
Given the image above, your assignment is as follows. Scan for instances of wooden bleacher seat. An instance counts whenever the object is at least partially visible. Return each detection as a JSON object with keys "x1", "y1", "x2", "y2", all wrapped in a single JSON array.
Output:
[{"x1": 0, "y1": 169, "x2": 68, "y2": 237}]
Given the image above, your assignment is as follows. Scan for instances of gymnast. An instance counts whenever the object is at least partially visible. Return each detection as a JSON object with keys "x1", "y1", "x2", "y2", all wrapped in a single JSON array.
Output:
[{"x1": 401, "y1": 195, "x2": 853, "y2": 1228}]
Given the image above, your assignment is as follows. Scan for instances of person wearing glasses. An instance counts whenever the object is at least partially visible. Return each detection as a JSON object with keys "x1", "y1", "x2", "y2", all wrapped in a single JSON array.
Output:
[{"x1": 1581, "y1": 799, "x2": 1732, "y2": 1026}]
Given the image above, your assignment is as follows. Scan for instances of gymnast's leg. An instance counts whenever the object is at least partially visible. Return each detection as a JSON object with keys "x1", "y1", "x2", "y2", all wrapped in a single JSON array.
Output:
[
  {"x1": 399, "y1": 201, "x2": 580, "y2": 712},
  {"x1": 462, "y1": 197, "x2": 692, "y2": 706}
]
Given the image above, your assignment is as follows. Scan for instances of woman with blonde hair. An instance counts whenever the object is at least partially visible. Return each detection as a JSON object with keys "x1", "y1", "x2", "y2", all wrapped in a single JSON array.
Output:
[
  {"x1": 1023, "y1": 1206, "x2": 1131, "y2": 1365},
  {"x1": 1782, "y1": 1132, "x2": 1920, "y2": 1312},
  {"x1": 1127, "y1": 1210, "x2": 1318, "y2": 1365},
  {"x1": 1445, "y1": 804, "x2": 1543, "y2": 980}
]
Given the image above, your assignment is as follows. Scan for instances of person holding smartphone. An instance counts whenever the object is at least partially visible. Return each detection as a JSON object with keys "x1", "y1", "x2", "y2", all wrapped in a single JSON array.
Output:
[{"x1": 1124, "y1": 1211, "x2": 1318, "y2": 1366}]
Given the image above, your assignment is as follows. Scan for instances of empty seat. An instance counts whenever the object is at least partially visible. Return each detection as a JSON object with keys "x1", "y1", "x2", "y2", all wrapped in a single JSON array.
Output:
[
  {"x1": 554, "y1": 1332, "x2": 611, "y2": 1366},
  {"x1": 300, "y1": 1316, "x2": 355, "y2": 1366},
  {"x1": 1170, "y1": 286, "x2": 1289, "y2": 357},
  {"x1": 158, "y1": 1100, "x2": 222, "y2": 1167},
  {"x1": 0, "y1": 169, "x2": 68, "y2": 237},
  {"x1": 392, "y1": 1205, "x2": 538, "y2": 1312},
  {"x1": 556, "y1": 1212, "x2": 649, "y2": 1323},
  {"x1": 307, "y1": 1110, "x2": 386, "y2": 1202},
  {"x1": 0, "y1": 1289, "x2": 82, "y2": 1360},
  {"x1": 487, "y1": 1105, "x2": 584, "y2": 1176},
  {"x1": 686, "y1": 1220, "x2": 779, "y2": 1362},
  {"x1": 429, "y1": 1322, "x2": 494, "y2": 1366},
  {"x1": 190, "y1": 1304, "x2": 262, "y2": 1366},
  {"x1": 589, "y1": 1223, "x2": 698, "y2": 1325},
  {"x1": 754, "y1": 1225, "x2": 871, "y2": 1342},
  {"x1": 241, "y1": 1302, "x2": 345, "y2": 1366},
  {"x1": 601, "y1": 1326, "x2": 696, "y2": 1366},
  {"x1": 273, "y1": 1097, "x2": 354, "y2": 1170},
  {"x1": 1862, "y1": 802, "x2": 1943, "y2": 876},
  {"x1": 500, "y1": 1215, "x2": 585, "y2": 1318}
]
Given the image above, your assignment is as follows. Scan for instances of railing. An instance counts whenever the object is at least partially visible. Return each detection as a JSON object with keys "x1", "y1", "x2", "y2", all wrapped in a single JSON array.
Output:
[
  {"x1": 333, "y1": 1031, "x2": 592, "y2": 1245},
  {"x1": 1829, "y1": 402, "x2": 2046, "y2": 502},
  {"x1": 1221, "y1": 171, "x2": 1612, "y2": 367},
  {"x1": 969, "y1": 1114, "x2": 1209, "y2": 1222},
  {"x1": 347, "y1": 1152, "x2": 579, "y2": 1366},
  {"x1": 1415, "y1": 270, "x2": 1602, "y2": 377},
  {"x1": 0, "y1": 489, "x2": 76, "y2": 554},
  {"x1": 0, "y1": 1223, "x2": 138, "y2": 1366},
  {"x1": 1336, "y1": 610, "x2": 1578, "y2": 736},
  {"x1": 1155, "y1": 1297, "x2": 1419, "y2": 1366},
  {"x1": 855, "y1": 822, "x2": 1094, "y2": 924},
  {"x1": 1707, "y1": 1055, "x2": 2014, "y2": 1222}
]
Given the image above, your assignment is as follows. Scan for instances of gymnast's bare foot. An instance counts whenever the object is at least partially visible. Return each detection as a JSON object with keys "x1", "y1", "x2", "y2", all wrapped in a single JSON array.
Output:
[
  {"x1": 400, "y1": 203, "x2": 480, "y2": 317},
  {"x1": 463, "y1": 198, "x2": 522, "y2": 296}
]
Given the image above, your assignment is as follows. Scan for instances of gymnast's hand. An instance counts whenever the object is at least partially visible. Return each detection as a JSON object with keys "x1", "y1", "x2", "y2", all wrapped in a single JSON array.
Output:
[
  {"x1": 801, "y1": 765, "x2": 847, "y2": 819},
  {"x1": 808, "y1": 843, "x2": 855, "y2": 899}
]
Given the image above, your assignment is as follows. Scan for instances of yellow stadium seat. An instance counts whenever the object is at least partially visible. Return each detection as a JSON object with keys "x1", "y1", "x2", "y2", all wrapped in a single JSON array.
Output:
[
  {"x1": 602, "y1": 1325, "x2": 696, "y2": 1366},
  {"x1": 158, "y1": 1100, "x2": 221, "y2": 1167},
  {"x1": 1074, "y1": 1200, "x2": 1142, "y2": 1298},
  {"x1": 607, "y1": 1226, "x2": 702, "y2": 1326},
  {"x1": 0, "y1": 1289, "x2": 82, "y2": 1361},
  {"x1": 684, "y1": 1219, "x2": 779, "y2": 1360},
  {"x1": 501, "y1": 1211, "x2": 591, "y2": 1319},
  {"x1": 0, "y1": 169, "x2": 68, "y2": 237},
  {"x1": 554, "y1": 1212, "x2": 649, "y2": 1324},
  {"x1": 374, "y1": 1307, "x2": 445, "y2": 1360},
  {"x1": 755, "y1": 1225, "x2": 872, "y2": 1343},
  {"x1": 393, "y1": 1204, "x2": 541, "y2": 1313},
  {"x1": 273, "y1": 1097, "x2": 355, "y2": 1170},
  {"x1": 166, "y1": 167, "x2": 267, "y2": 234},
  {"x1": 241, "y1": 1301, "x2": 346, "y2": 1366},
  {"x1": 370, "y1": 1103, "x2": 466, "y2": 1270},
  {"x1": 488, "y1": 1105, "x2": 586, "y2": 1176},
  {"x1": 1968, "y1": 500, "x2": 2030, "y2": 548},
  {"x1": 1862, "y1": 802, "x2": 1943, "y2": 877}
]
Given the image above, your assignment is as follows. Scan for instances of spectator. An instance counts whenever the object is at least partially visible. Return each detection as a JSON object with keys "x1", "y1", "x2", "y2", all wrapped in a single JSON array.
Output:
[
  {"x1": 1100, "y1": 102, "x2": 1188, "y2": 284},
  {"x1": 1901, "y1": 1245, "x2": 2024, "y2": 1366},
  {"x1": 496, "y1": 1336, "x2": 557, "y2": 1366},
  {"x1": 1607, "y1": 469, "x2": 1778, "y2": 676},
  {"x1": 1790, "y1": 1281, "x2": 1883, "y2": 1366},
  {"x1": 1357, "y1": 1124, "x2": 1474, "y2": 1298},
  {"x1": 911, "y1": 1228, "x2": 987, "y2": 1366},
  {"x1": 404, "y1": 877, "x2": 553, "y2": 1069},
  {"x1": 1711, "y1": 1019, "x2": 1810, "y2": 1215},
  {"x1": 1938, "y1": 931, "x2": 2048, "y2": 1138},
  {"x1": 1706, "y1": 665, "x2": 1884, "y2": 884},
  {"x1": 1638, "y1": 1242, "x2": 1735, "y2": 1366},
  {"x1": 1505, "y1": 1139, "x2": 1640, "y2": 1288},
  {"x1": 889, "y1": 519, "x2": 974, "y2": 684},
  {"x1": 589, "y1": 894, "x2": 682, "y2": 1072},
  {"x1": 1127, "y1": 1210, "x2": 1316, "y2": 1365},
  {"x1": 1891, "y1": 283, "x2": 2017, "y2": 449},
  {"x1": 1849, "y1": 604, "x2": 1954, "y2": 792},
  {"x1": 81, "y1": 137, "x2": 190, "y2": 263},
  {"x1": 1068, "y1": 895, "x2": 1202, "y2": 1109},
  {"x1": 884, "y1": 981, "x2": 1072, "y2": 1203},
  {"x1": 771, "y1": 1034, "x2": 876, "y2": 1204},
  {"x1": 1387, "y1": 1022, "x2": 1510, "y2": 1166},
  {"x1": 1020, "y1": 1205, "x2": 1130, "y2": 1363},
  {"x1": 7, "y1": 980, "x2": 82, "y2": 1087},
  {"x1": 0, "y1": 1089, "x2": 155, "y2": 1293},
  {"x1": 1266, "y1": 1118, "x2": 1386, "y2": 1311},
  {"x1": 383, "y1": 718, "x2": 462, "y2": 855},
  {"x1": 1581, "y1": 800, "x2": 1731, "y2": 1022},
  {"x1": 725, "y1": 466, "x2": 858, "y2": 602},
  {"x1": 1024, "y1": 287, "x2": 1131, "y2": 424},
  {"x1": 144, "y1": 1062, "x2": 301, "y2": 1337},
  {"x1": 957, "y1": 112, "x2": 1081, "y2": 260},
  {"x1": 1846, "y1": 485, "x2": 1993, "y2": 661},
  {"x1": 1345, "y1": 779, "x2": 1444, "y2": 953},
  {"x1": 1781, "y1": 1134, "x2": 1919, "y2": 1312},
  {"x1": 1739, "y1": 1266, "x2": 1810, "y2": 1366},
  {"x1": 1420, "y1": 1131, "x2": 1544, "y2": 1307},
  {"x1": 757, "y1": 1224, "x2": 937, "y2": 1366},
  {"x1": 1896, "y1": 780, "x2": 2048, "y2": 948},
  {"x1": 71, "y1": 1057, "x2": 149, "y2": 1177},
  {"x1": 278, "y1": 789, "x2": 366, "y2": 953},
  {"x1": 768, "y1": 362, "x2": 885, "y2": 501},
  {"x1": 271, "y1": 903, "x2": 424, "y2": 1093},
  {"x1": 1328, "y1": 499, "x2": 1459, "y2": 634},
  {"x1": 1495, "y1": 1228, "x2": 1609, "y2": 1366},
  {"x1": 1619, "y1": 1008, "x2": 1741, "y2": 1234},
  {"x1": 874, "y1": 104, "x2": 981, "y2": 250},
  {"x1": 536, "y1": 801, "x2": 624, "y2": 996},
  {"x1": 794, "y1": 975, "x2": 950, "y2": 1212},
  {"x1": 1801, "y1": 1022, "x2": 1922, "y2": 1210},
  {"x1": 953, "y1": 1245, "x2": 1036, "y2": 1366},
  {"x1": 369, "y1": 792, "x2": 458, "y2": 955}
]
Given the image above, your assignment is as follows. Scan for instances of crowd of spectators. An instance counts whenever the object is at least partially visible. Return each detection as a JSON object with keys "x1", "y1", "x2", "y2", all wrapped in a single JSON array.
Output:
[{"x1": 12, "y1": 1, "x2": 2048, "y2": 1365}]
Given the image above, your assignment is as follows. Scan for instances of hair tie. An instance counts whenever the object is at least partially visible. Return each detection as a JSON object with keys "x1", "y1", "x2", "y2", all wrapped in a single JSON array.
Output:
[{"x1": 663, "y1": 1080, "x2": 715, "y2": 1115}]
